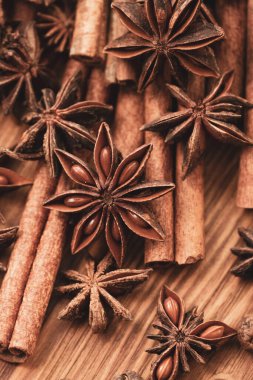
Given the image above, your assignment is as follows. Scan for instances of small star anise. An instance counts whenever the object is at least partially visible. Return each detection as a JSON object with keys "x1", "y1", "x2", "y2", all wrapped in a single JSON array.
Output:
[
  {"x1": 37, "y1": 1, "x2": 75, "y2": 53},
  {"x1": 44, "y1": 122, "x2": 174, "y2": 266},
  {"x1": 0, "y1": 22, "x2": 50, "y2": 114},
  {"x1": 147, "y1": 286, "x2": 237, "y2": 380},
  {"x1": 231, "y1": 228, "x2": 253, "y2": 278},
  {"x1": 14, "y1": 71, "x2": 112, "y2": 177},
  {"x1": 142, "y1": 71, "x2": 253, "y2": 177},
  {"x1": 105, "y1": 0, "x2": 224, "y2": 91},
  {"x1": 56, "y1": 254, "x2": 152, "y2": 333}
]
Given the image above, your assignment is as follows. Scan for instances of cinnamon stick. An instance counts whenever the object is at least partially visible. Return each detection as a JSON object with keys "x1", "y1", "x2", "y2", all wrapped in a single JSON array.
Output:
[
  {"x1": 70, "y1": 0, "x2": 107, "y2": 63},
  {"x1": 175, "y1": 76, "x2": 205, "y2": 265},
  {"x1": 144, "y1": 79, "x2": 174, "y2": 265},
  {"x1": 105, "y1": 1, "x2": 136, "y2": 86},
  {"x1": 0, "y1": 162, "x2": 56, "y2": 352},
  {"x1": 6, "y1": 175, "x2": 68, "y2": 362},
  {"x1": 237, "y1": 0, "x2": 253, "y2": 208}
]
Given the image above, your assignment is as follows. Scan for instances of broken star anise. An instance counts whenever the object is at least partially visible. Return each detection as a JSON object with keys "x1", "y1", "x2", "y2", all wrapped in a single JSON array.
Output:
[
  {"x1": 147, "y1": 286, "x2": 236, "y2": 380},
  {"x1": 37, "y1": 0, "x2": 75, "y2": 53},
  {"x1": 105, "y1": 0, "x2": 224, "y2": 91},
  {"x1": 44, "y1": 122, "x2": 175, "y2": 267},
  {"x1": 0, "y1": 22, "x2": 50, "y2": 114},
  {"x1": 56, "y1": 254, "x2": 152, "y2": 333},
  {"x1": 142, "y1": 70, "x2": 253, "y2": 177},
  {"x1": 14, "y1": 71, "x2": 112, "y2": 177},
  {"x1": 231, "y1": 227, "x2": 253, "y2": 278}
]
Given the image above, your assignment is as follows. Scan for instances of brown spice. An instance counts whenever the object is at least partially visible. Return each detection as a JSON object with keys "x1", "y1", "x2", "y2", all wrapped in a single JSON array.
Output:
[
  {"x1": 237, "y1": 0, "x2": 253, "y2": 208},
  {"x1": 238, "y1": 315, "x2": 253, "y2": 351},
  {"x1": 147, "y1": 286, "x2": 237, "y2": 380},
  {"x1": 0, "y1": 162, "x2": 56, "y2": 353},
  {"x1": 144, "y1": 79, "x2": 174, "y2": 265},
  {"x1": 231, "y1": 227, "x2": 253, "y2": 278},
  {"x1": 114, "y1": 371, "x2": 144, "y2": 380}
]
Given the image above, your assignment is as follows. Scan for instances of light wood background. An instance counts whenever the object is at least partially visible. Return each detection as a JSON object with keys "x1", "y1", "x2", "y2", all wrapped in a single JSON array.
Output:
[{"x1": 0, "y1": 115, "x2": 251, "y2": 380}]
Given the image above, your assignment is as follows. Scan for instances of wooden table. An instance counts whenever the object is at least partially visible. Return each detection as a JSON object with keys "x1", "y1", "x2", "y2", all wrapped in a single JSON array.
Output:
[{"x1": 0, "y1": 120, "x2": 252, "y2": 380}]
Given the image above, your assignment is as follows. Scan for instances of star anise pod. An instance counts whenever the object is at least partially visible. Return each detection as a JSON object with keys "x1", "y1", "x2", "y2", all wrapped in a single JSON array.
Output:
[
  {"x1": 13, "y1": 71, "x2": 112, "y2": 177},
  {"x1": 56, "y1": 254, "x2": 152, "y2": 333},
  {"x1": 142, "y1": 71, "x2": 253, "y2": 177},
  {"x1": 231, "y1": 228, "x2": 253, "y2": 278},
  {"x1": 114, "y1": 371, "x2": 144, "y2": 380},
  {"x1": 147, "y1": 286, "x2": 237, "y2": 380},
  {"x1": 37, "y1": 0, "x2": 75, "y2": 53},
  {"x1": 44, "y1": 122, "x2": 174, "y2": 266},
  {"x1": 0, "y1": 22, "x2": 50, "y2": 114},
  {"x1": 105, "y1": 0, "x2": 224, "y2": 91}
]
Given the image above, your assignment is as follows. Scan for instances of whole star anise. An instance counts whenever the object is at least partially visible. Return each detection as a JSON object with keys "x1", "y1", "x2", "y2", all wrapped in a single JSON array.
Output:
[
  {"x1": 44, "y1": 122, "x2": 174, "y2": 266},
  {"x1": 142, "y1": 71, "x2": 253, "y2": 177},
  {"x1": 56, "y1": 254, "x2": 152, "y2": 333},
  {"x1": 231, "y1": 228, "x2": 253, "y2": 278},
  {"x1": 37, "y1": 1, "x2": 75, "y2": 53},
  {"x1": 147, "y1": 286, "x2": 236, "y2": 380},
  {"x1": 105, "y1": 0, "x2": 224, "y2": 91},
  {"x1": 13, "y1": 71, "x2": 112, "y2": 177},
  {"x1": 0, "y1": 22, "x2": 50, "y2": 114}
]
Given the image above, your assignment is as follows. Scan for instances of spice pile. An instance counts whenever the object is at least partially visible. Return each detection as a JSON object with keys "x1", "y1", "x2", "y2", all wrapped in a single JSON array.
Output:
[{"x1": 0, "y1": 0, "x2": 252, "y2": 379}]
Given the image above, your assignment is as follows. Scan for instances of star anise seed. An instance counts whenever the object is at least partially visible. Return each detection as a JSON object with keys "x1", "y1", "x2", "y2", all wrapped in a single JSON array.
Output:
[
  {"x1": 231, "y1": 227, "x2": 253, "y2": 278},
  {"x1": 142, "y1": 71, "x2": 253, "y2": 177},
  {"x1": 56, "y1": 254, "x2": 152, "y2": 333},
  {"x1": 13, "y1": 71, "x2": 112, "y2": 177},
  {"x1": 37, "y1": 0, "x2": 75, "y2": 53},
  {"x1": 147, "y1": 286, "x2": 237, "y2": 380},
  {"x1": 44, "y1": 122, "x2": 175, "y2": 266},
  {"x1": 105, "y1": 0, "x2": 224, "y2": 91}
]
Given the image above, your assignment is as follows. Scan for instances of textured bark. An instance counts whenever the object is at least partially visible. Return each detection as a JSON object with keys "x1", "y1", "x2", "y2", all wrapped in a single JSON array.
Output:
[{"x1": 144, "y1": 80, "x2": 174, "y2": 265}]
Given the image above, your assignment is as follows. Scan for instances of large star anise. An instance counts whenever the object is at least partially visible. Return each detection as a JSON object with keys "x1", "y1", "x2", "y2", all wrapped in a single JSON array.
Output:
[
  {"x1": 56, "y1": 254, "x2": 152, "y2": 333},
  {"x1": 147, "y1": 287, "x2": 237, "y2": 380},
  {"x1": 105, "y1": 0, "x2": 224, "y2": 91},
  {"x1": 142, "y1": 71, "x2": 253, "y2": 177},
  {"x1": 37, "y1": 1, "x2": 75, "y2": 53},
  {"x1": 44, "y1": 122, "x2": 174, "y2": 266},
  {"x1": 0, "y1": 22, "x2": 50, "y2": 114},
  {"x1": 231, "y1": 228, "x2": 253, "y2": 278},
  {"x1": 13, "y1": 72, "x2": 112, "y2": 177}
]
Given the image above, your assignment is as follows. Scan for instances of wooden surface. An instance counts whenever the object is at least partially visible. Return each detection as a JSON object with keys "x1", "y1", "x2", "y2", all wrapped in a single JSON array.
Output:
[{"x1": 0, "y1": 119, "x2": 251, "y2": 380}]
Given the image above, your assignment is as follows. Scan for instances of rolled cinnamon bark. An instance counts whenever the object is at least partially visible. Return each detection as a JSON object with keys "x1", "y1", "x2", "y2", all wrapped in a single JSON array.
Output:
[
  {"x1": 11, "y1": 0, "x2": 35, "y2": 22},
  {"x1": 113, "y1": 88, "x2": 144, "y2": 156},
  {"x1": 86, "y1": 67, "x2": 109, "y2": 104},
  {"x1": 6, "y1": 175, "x2": 68, "y2": 362},
  {"x1": 0, "y1": 162, "x2": 56, "y2": 353},
  {"x1": 214, "y1": 0, "x2": 247, "y2": 95},
  {"x1": 175, "y1": 76, "x2": 205, "y2": 265},
  {"x1": 70, "y1": 0, "x2": 106, "y2": 63},
  {"x1": 105, "y1": 1, "x2": 136, "y2": 86},
  {"x1": 237, "y1": 0, "x2": 253, "y2": 208},
  {"x1": 144, "y1": 80, "x2": 174, "y2": 265}
]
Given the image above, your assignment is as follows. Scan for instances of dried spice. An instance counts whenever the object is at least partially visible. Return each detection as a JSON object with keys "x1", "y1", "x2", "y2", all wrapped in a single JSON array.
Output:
[
  {"x1": 105, "y1": 0, "x2": 224, "y2": 91},
  {"x1": 147, "y1": 287, "x2": 236, "y2": 380},
  {"x1": 56, "y1": 254, "x2": 152, "y2": 333},
  {"x1": 0, "y1": 226, "x2": 19, "y2": 271},
  {"x1": 45, "y1": 122, "x2": 175, "y2": 266},
  {"x1": 231, "y1": 227, "x2": 253, "y2": 278},
  {"x1": 114, "y1": 371, "x2": 144, "y2": 380},
  {"x1": 238, "y1": 315, "x2": 253, "y2": 351},
  {"x1": 37, "y1": 1, "x2": 75, "y2": 53},
  {"x1": 142, "y1": 71, "x2": 253, "y2": 177},
  {"x1": 14, "y1": 72, "x2": 112, "y2": 177},
  {"x1": 0, "y1": 22, "x2": 50, "y2": 114}
]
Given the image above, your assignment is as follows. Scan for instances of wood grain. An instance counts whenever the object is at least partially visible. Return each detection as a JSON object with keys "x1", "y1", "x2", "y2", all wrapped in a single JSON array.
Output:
[{"x1": 0, "y1": 120, "x2": 251, "y2": 379}]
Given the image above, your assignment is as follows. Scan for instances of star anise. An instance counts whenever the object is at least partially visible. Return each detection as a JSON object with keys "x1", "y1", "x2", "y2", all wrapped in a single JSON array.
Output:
[
  {"x1": 0, "y1": 226, "x2": 19, "y2": 271},
  {"x1": 0, "y1": 22, "x2": 50, "y2": 114},
  {"x1": 105, "y1": 0, "x2": 224, "y2": 91},
  {"x1": 114, "y1": 371, "x2": 144, "y2": 380},
  {"x1": 142, "y1": 70, "x2": 253, "y2": 177},
  {"x1": 147, "y1": 286, "x2": 237, "y2": 380},
  {"x1": 44, "y1": 122, "x2": 174, "y2": 266},
  {"x1": 56, "y1": 254, "x2": 152, "y2": 333},
  {"x1": 37, "y1": 1, "x2": 75, "y2": 53},
  {"x1": 231, "y1": 228, "x2": 253, "y2": 278},
  {"x1": 13, "y1": 71, "x2": 112, "y2": 177}
]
